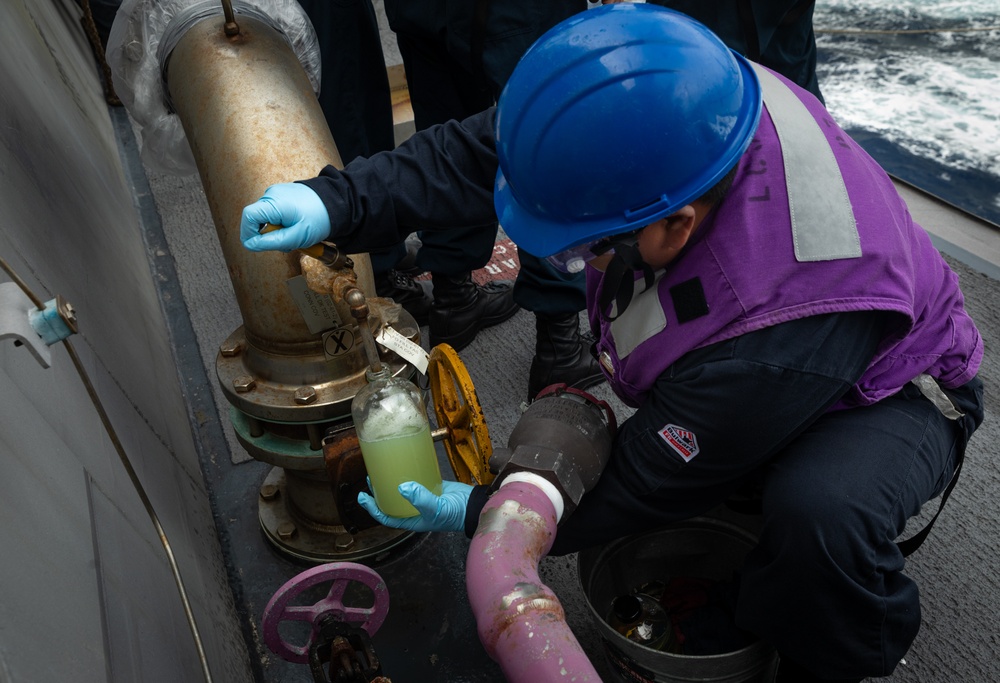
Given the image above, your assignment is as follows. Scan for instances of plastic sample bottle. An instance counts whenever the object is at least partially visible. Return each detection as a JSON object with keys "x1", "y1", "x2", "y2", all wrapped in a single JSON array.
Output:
[
  {"x1": 607, "y1": 593, "x2": 674, "y2": 651},
  {"x1": 351, "y1": 366, "x2": 443, "y2": 518}
]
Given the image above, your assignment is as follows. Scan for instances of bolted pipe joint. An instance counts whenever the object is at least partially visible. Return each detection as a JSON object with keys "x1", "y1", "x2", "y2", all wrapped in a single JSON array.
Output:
[{"x1": 488, "y1": 385, "x2": 616, "y2": 521}]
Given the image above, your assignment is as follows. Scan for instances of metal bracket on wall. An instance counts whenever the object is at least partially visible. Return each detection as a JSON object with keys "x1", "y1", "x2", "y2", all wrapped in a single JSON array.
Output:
[{"x1": 0, "y1": 282, "x2": 54, "y2": 368}]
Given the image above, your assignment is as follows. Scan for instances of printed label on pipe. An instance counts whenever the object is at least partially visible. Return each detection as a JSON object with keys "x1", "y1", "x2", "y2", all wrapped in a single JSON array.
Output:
[{"x1": 286, "y1": 275, "x2": 342, "y2": 334}]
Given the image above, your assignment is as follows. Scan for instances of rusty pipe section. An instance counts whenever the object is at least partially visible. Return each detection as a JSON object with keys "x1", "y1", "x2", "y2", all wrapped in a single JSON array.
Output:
[
  {"x1": 344, "y1": 288, "x2": 384, "y2": 374},
  {"x1": 164, "y1": 13, "x2": 374, "y2": 353},
  {"x1": 466, "y1": 476, "x2": 601, "y2": 682},
  {"x1": 220, "y1": 0, "x2": 240, "y2": 36},
  {"x1": 309, "y1": 269, "x2": 383, "y2": 374}
]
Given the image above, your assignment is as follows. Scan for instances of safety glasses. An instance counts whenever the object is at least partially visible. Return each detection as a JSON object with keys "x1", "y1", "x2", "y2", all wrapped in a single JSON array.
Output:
[{"x1": 546, "y1": 229, "x2": 641, "y2": 273}]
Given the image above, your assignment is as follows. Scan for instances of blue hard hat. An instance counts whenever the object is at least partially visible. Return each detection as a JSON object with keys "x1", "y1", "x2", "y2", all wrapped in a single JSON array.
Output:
[{"x1": 494, "y1": 3, "x2": 762, "y2": 257}]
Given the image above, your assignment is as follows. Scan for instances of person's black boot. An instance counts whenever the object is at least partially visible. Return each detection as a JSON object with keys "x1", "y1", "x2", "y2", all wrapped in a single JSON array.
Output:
[
  {"x1": 773, "y1": 656, "x2": 863, "y2": 683},
  {"x1": 428, "y1": 272, "x2": 520, "y2": 351},
  {"x1": 527, "y1": 311, "x2": 606, "y2": 401},
  {"x1": 375, "y1": 269, "x2": 433, "y2": 326}
]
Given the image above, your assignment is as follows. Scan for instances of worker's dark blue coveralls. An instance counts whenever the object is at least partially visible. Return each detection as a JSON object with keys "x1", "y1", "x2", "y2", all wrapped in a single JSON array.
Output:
[{"x1": 297, "y1": 0, "x2": 396, "y2": 164}]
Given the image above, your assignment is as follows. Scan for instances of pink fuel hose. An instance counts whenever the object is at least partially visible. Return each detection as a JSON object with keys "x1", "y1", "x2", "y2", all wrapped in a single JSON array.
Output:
[{"x1": 466, "y1": 476, "x2": 600, "y2": 682}]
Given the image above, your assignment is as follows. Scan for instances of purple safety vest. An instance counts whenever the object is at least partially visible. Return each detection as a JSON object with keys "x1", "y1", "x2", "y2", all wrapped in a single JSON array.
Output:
[{"x1": 587, "y1": 65, "x2": 983, "y2": 409}]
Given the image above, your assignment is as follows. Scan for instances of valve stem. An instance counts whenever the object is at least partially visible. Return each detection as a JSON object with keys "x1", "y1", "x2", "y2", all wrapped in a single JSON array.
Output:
[
  {"x1": 345, "y1": 287, "x2": 383, "y2": 374},
  {"x1": 220, "y1": 0, "x2": 240, "y2": 37}
]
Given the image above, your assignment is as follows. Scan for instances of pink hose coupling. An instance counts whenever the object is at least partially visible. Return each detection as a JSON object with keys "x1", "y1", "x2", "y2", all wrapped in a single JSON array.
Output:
[{"x1": 465, "y1": 475, "x2": 600, "y2": 682}]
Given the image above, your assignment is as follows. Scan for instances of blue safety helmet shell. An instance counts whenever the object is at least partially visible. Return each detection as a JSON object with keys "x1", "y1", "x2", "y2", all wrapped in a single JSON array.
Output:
[{"x1": 494, "y1": 4, "x2": 762, "y2": 257}]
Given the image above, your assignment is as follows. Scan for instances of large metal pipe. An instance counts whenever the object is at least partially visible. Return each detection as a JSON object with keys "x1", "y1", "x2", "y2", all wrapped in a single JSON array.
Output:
[
  {"x1": 159, "y1": 11, "x2": 417, "y2": 562},
  {"x1": 165, "y1": 14, "x2": 374, "y2": 352}
]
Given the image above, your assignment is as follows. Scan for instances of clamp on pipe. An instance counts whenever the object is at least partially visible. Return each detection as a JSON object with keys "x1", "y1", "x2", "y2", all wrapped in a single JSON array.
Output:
[
  {"x1": 1, "y1": 273, "x2": 77, "y2": 369},
  {"x1": 488, "y1": 384, "x2": 617, "y2": 520},
  {"x1": 28, "y1": 295, "x2": 78, "y2": 345}
]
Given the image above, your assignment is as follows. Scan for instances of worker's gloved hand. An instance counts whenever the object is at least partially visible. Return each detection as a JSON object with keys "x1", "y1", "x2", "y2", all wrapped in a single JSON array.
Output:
[
  {"x1": 358, "y1": 480, "x2": 473, "y2": 532},
  {"x1": 240, "y1": 182, "x2": 331, "y2": 252}
]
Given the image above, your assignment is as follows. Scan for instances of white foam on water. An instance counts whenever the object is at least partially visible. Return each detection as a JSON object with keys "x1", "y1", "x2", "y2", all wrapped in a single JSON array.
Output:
[
  {"x1": 357, "y1": 389, "x2": 427, "y2": 440},
  {"x1": 815, "y1": 0, "x2": 1000, "y2": 180},
  {"x1": 818, "y1": 0, "x2": 1000, "y2": 25}
]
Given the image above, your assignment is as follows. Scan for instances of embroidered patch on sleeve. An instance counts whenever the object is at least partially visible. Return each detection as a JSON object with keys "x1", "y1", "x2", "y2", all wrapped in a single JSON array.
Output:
[{"x1": 658, "y1": 424, "x2": 700, "y2": 461}]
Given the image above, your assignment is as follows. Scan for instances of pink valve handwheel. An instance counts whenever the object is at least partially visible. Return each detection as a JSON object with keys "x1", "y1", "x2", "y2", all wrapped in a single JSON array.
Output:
[{"x1": 262, "y1": 562, "x2": 389, "y2": 663}]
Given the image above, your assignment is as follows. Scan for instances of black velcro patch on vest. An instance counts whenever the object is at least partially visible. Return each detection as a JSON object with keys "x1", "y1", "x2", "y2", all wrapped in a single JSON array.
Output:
[{"x1": 670, "y1": 278, "x2": 709, "y2": 323}]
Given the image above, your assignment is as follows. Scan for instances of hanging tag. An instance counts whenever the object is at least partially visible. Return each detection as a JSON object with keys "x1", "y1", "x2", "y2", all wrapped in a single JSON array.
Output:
[
  {"x1": 377, "y1": 324, "x2": 429, "y2": 375},
  {"x1": 286, "y1": 276, "x2": 342, "y2": 334}
]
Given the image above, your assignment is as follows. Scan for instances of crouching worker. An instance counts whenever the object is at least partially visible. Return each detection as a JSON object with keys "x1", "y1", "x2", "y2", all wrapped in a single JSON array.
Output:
[{"x1": 240, "y1": 6, "x2": 984, "y2": 681}]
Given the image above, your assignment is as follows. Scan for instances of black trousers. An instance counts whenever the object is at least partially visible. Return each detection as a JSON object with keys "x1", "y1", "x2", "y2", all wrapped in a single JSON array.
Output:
[{"x1": 379, "y1": 0, "x2": 588, "y2": 314}]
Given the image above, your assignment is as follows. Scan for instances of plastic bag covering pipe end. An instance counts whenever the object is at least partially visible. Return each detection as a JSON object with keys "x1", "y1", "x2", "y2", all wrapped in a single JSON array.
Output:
[{"x1": 105, "y1": 0, "x2": 321, "y2": 176}]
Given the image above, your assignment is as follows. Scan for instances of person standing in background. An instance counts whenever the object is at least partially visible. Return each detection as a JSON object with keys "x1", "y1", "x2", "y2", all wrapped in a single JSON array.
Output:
[
  {"x1": 619, "y1": 0, "x2": 824, "y2": 101},
  {"x1": 296, "y1": 0, "x2": 443, "y2": 326},
  {"x1": 380, "y1": 0, "x2": 602, "y2": 400}
]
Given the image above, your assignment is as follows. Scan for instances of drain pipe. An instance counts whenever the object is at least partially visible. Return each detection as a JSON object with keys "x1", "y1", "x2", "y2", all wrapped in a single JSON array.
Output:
[{"x1": 466, "y1": 386, "x2": 617, "y2": 682}]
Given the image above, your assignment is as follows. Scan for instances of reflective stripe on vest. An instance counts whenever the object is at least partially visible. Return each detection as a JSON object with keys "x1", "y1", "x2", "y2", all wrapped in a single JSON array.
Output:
[
  {"x1": 750, "y1": 63, "x2": 861, "y2": 261},
  {"x1": 609, "y1": 66, "x2": 862, "y2": 360},
  {"x1": 608, "y1": 273, "x2": 665, "y2": 358}
]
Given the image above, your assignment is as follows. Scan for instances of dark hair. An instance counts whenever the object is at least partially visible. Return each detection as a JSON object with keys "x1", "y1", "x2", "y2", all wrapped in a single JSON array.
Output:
[{"x1": 696, "y1": 163, "x2": 739, "y2": 208}]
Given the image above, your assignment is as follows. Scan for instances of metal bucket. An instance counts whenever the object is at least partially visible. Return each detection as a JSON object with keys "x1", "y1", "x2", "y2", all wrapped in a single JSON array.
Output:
[{"x1": 578, "y1": 517, "x2": 778, "y2": 683}]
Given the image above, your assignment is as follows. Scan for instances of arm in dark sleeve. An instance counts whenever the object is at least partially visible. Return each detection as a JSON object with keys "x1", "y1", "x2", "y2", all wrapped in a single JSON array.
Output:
[
  {"x1": 298, "y1": 108, "x2": 499, "y2": 254},
  {"x1": 464, "y1": 485, "x2": 491, "y2": 538},
  {"x1": 462, "y1": 311, "x2": 885, "y2": 543}
]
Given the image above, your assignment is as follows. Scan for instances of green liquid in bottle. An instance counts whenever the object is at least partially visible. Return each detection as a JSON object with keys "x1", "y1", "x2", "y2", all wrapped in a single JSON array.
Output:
[{"x1": 359, "y1": 423, "x2": 443, "y2": 518}]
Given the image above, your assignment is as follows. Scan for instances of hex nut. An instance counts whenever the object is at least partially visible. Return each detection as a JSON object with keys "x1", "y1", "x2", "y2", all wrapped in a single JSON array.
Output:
[
  {"x1": 335, "y1": 533, "x2": 355, "y2": 551},
  {"x1": 219, "y1": 340, "x2": 243, "y2": 357},
  {"x1": 294, "y1": 386, "x2": 318, "y2": 405},
  {"x1": 277, "y1": 522, "x2": 297, "y2": 540},
  {"x1": 233, "y1": 375, "x2": 256, "y2": 393},
  {"x1": 259, "y1": 483, "x2": 279, "y2": 501},
  {"x1": 58, "y1": 299, "x2": 78, "y2": 328}
]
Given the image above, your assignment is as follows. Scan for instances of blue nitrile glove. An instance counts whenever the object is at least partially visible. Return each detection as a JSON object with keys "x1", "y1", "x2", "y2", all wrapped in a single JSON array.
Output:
[
  {"x1": 240, "y1": 182, "x2": 331, "y2": 252},
  {"x1": 358, "y1": 480, "x2": 473, "y2": 532}
]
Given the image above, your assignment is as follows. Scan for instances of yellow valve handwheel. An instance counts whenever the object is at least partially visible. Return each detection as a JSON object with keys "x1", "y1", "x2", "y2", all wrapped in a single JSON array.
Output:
[{"x1": 427, "y1": 344, "x2": 495, "y2": 486}]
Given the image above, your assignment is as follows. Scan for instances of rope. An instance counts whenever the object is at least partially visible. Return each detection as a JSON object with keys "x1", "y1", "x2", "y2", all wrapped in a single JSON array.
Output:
[
  {"x1": 78, "y1": 0, "x2": 122, "y2": 106},
  {"x1": 817, "y1": 26, "x2": 1000, "y2": 36}
]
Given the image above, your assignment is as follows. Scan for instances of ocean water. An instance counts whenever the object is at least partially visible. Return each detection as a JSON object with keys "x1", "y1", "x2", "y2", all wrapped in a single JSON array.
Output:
[{"x1": 814, "y1": 0, "x2": 1000, "y2": 224}]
